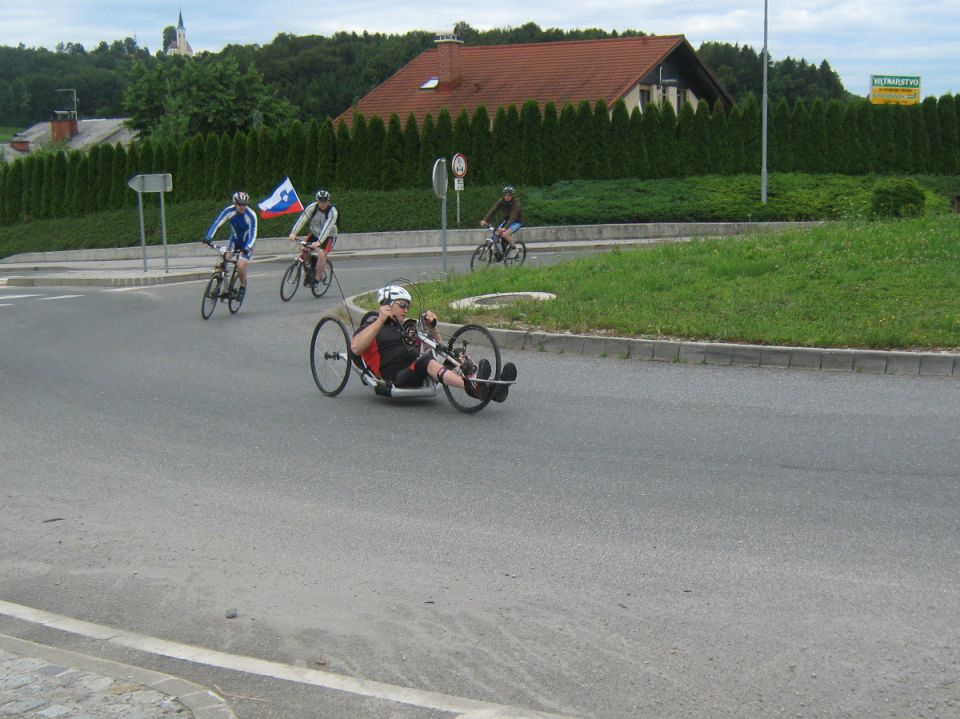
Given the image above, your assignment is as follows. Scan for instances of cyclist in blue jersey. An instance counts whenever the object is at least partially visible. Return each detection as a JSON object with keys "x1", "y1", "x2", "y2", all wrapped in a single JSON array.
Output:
[{"x1": 204, "y1": 191, "x2": 258, "y2": 300}]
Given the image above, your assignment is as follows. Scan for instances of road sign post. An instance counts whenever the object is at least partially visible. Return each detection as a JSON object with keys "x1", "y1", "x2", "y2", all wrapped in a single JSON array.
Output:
[
  {"x1": 451, "y1": 153, "x2": 467, "y2": 225},
  {"x1": 432, "y1": 158, "x2": 449, "y2": 276},
  {"x1": 128, "y1": 173, "x2": 174, "y2": 272}
]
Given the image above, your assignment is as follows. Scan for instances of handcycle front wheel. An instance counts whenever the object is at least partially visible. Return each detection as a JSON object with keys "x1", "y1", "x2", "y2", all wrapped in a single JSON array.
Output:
[
  {"x1": 310, "y1": 316, "x2": 351, "y2": 396},
  {"x1": 443, "y1": 323, "x2": 502, "y2": 413},
  {"x1": 470, "y1": 243, "x2": 494, "y2": 272},
  {"x1": 310, "y1": 259, "x2": 334, "y2": 298},
  {"x1": 503, "y1": 241, "x2": 527, "y2": 267},
  {"x1": 201, "y1": 273, "x2": 222, "y2": 320},
  {"x1": 280, "y1": 261, "x2": 301, "y2": 302}
]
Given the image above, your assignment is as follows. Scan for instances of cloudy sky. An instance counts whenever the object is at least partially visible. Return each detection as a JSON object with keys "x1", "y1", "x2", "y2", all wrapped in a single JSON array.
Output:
[{"x1": 4, "y1": 1, "x2": 957, "y2": 98}]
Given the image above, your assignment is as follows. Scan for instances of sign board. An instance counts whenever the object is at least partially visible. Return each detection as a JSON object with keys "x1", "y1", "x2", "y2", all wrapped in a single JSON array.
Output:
[
  {"x1": 432, "y1": 158, "x2": 448, "y2": 199},
  {"x1": 451, "y1": 153, "x2": 468, "y2": 178},
  {"x1": 454, "y1": 178, "x2": 464, "y2": 191},
  {"x1": 127, "y1": 173, "x2": 173, "y2": 193},
  {"x1": 870, "y1": 75, "x2": 921, "y2": 105}
]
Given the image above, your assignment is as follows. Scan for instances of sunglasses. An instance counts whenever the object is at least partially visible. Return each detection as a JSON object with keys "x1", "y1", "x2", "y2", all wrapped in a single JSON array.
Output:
[{"x1": 394, "y1": 301, "x2": 410, "y2": 310}]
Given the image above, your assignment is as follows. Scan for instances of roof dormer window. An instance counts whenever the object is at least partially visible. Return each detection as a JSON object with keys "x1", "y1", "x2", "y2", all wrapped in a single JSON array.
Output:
[{"x1": 419, "y1": 77, "x2": 439, "y2": 90}]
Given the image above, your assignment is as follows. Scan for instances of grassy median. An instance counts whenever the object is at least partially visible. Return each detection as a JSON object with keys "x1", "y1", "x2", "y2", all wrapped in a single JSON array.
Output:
[{"x1": 411, "y1": 215, "x2": 960, "y2": 351}]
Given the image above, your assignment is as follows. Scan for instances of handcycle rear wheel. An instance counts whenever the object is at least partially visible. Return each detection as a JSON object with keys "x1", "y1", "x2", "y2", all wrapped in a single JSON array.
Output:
[
  {"x1": 201, "y1": 273, "x2": 222, "y2": 320},
  {"x1": 443, "y1": 324, "x2": 502, "y2": 413},
  {"x1": 227, "y1": 267, "x2": 244, "y2": 314},
  {"x1": 310, "y1": 316, "x2": 351, "y2": 396},
  {"x1": 280, "y1": 261, "x2": 301, "y2": 302},
  {"x1": 470, "y1": 243, "x2": 493, "y2": 272},
  {"x1": 310, "y1": 259, "x2": 334, "y2": 298},
  {"x1": 503, "y1": 241, "x2": 527, "y2": 267}
]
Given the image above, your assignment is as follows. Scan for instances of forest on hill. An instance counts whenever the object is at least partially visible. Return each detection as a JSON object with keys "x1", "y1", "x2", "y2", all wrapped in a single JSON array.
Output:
[{"x1": 0, "y1": 22, "x2": 851, "y2": 135}]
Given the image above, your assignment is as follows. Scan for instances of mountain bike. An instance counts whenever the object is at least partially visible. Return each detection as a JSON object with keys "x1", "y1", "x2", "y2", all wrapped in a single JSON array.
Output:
[
  {"x1": 280, "y1": 239, "x2": 334, "y2": 302},
  {"x1": 200, "y1": 243, "x2": 244, "y2": 319},
  {"x1": 470, "y1": 222, "x2": 526, "y2": 271}
]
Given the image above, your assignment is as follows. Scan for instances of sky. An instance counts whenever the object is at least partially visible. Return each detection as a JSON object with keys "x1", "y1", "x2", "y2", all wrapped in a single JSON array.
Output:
[{"x1": 3, "y1": 1, "x2": 957, "y2": 99}]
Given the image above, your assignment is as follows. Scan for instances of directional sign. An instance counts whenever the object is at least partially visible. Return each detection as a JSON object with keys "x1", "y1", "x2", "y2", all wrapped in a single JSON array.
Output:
[
  {"x1": 432, "y1": 158, "x2": 448, "y2": 199},
  {"x1": 127, "y1": 173, "x2": 173, "y2": 193},
  {"x1": 451, "y1": 153, "x2": 468, "y2": 178}
]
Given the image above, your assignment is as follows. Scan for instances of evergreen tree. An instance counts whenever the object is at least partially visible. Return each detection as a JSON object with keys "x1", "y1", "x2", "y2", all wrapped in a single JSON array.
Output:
[
  {"x1": 317, "y1": 118, "x2": 336, "y2": 188},
  {"x1": 109, "y1": 144, "x2": 127, "y2": 209},
  {"x1": 242, "y1": 130, "x2": 258, "y2": 195},
  {"x1": 382, "y1": 113, "x2": 405, "y2": 190},
  {"x1": 469, "y1": 106, "x2": 491, "y2": 185},
  {"x1": 676, "y1": 101, "x2": 698, "y2": 176},
  {"x1": 63, "y1": 151, "x2": 82, "y2": 217},
  {"x1": 122, "y1": 142, "x2": 139, "y2": 207},
  {"x1": 96, "y1": 144, "x2": 115, "y2": 210},
  {"x1": 0, "y1": 164, "x2": 7, "y2": 226},
  {"x1": 39, "y1": 154, "x2": 56, "y2": 219},
  {"x1": 937, "y1": 94, "x2": 959, "y2": 174},
  {"x1": 203, "y1": 133, "x2": 222, "y2": 200},
  {"x1": 225, "y1": 131, "x2": 243, "y2": 191},
  {"x1": 556, "y1": 103, "x2": 579, "y2": 180},
  {"x1": 691, "y1": 101, "x2": 712, "y2": 175},
  {"x1": 873, "y1": 104, "x2": 895, "y2": 174},
  {"x1": 839, "y1": 101, "x2": 864, "y2": 174},
  {"x1": 402, "y1": 113, "x2": 421, "y2": 187},
  {"x1": 349, "y1": 114, "x2": 369, "y2": 190},
  {"x1": 823, "y1": 99, "x2": 845, "y2": 173},
  {"x1": 540, "y1": 102, "x2": 561, "y2": 185},
  {"x1": 659, "y1": 101, "x2": 679, "y2": 178},
  {"x1": 892, "y1": 105, "x2": 913, "y2": 173},
  {"x1": 922, "y1": 97, "x2": 941, "y2": 172},
  {"x1": 138, "y1": 140, "x2": 154, "y2": 176},
  {"x1": 725, "y1": 104, "x2": 746, "y2": 175},
  {"x1": 643, "y1": 102, "x2": 663, "y2": 177},
  {"x1": 435, "y1": 108, "x2": 454, "y2": 161},
  {"x1": 575, "y1": 101, "x2": 596, "y2": 178},
  {"x1": 255, "y1": 127, "x2": 274, "y2": 195},
  {"x1": 496, "y1": 105, "x2": 521, "y2": 182},
  {"x1": 789, "y1": 100, "x2": 810, "y2": 172},
  {"x1": 2, "y1": 158, "x2": 22, "y2": 224},
  {"x1": 607, "y1": 100, "x2": 631, "y2": 178},
  {"x1": 739, "y1": 93, "x2": 762, "y2": 173},
  {"x1": 591, "y1": 99, "x2": 612, "y2": 180},
  {"x1": 856, "y1": 101, "x2": 876, "y2": 174},
  {"x1": 212, "y1": 134, "x2": 229, "y2": 201},
  {"x1": 709, "y1": 99, "x2": 729, "y2": 174},
  {"x1": 334, "y1": 119, "x2": 351, "y2": 188},
  {"x1": 418, "y1": 114, "x2": 438, "y2": 185},
  {"x1": 20, "y1": 155, "x2": 35, "y2": 220},
  {"x1": 452, "y1": 109, "x2": 471, "y2": 158},
  {"x1": 301, "y1": 118, "x2": 320, "y2": 191},
  {"x1": 519, "y1": 100, "x2": 543, "y2": 185},
  {"x1": 283, "y1": 120, "x2": 306, "y2": 190},
  {"x1": 628, "y1": 106, "x2": 649, "y2": 178},
  {"x1": 806, "y1": 99, "x2": 829, "y2": 173},
  {"x1": 910, "y1": 104, "x2": 931, "y2": 173},
  {"x1": 360, "y1": 114, "x2": 384, "y2": 189},
  {"x1": 68, "y1": 153, "x2": 88, "y2": 216}
]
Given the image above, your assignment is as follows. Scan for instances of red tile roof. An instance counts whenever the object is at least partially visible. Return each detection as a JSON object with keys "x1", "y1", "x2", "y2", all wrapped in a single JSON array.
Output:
[{"x1": 342, "y1": 35, "x2": 691, "y2": 126}]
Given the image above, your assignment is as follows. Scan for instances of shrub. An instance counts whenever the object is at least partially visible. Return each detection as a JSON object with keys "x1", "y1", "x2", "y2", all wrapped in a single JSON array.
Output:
[{"x1": 870, "y1": 177, "x2": 926, "y2": 218}]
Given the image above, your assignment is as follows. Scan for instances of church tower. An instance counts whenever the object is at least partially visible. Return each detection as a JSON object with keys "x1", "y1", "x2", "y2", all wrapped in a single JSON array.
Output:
[{"x1": 166, "y1": 11, "x2": 194, "y2": 56}]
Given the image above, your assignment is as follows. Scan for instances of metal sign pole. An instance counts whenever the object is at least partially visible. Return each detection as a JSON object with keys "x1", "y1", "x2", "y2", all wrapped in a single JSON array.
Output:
[
  {"x1": 431, "y1": 158, "x2": 449, "y2": 277},
  {"x1": 159, "y1": 191, "x2": 169, "y2": 273},
  {"x1": 137, "y1": 191, "x2": 148, "y2": 272}
]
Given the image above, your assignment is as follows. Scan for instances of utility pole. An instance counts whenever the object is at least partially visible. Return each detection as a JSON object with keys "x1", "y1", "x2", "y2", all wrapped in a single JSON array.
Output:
[{"x1": 761, "y1": 0, "x2": 769, "y2": 204}]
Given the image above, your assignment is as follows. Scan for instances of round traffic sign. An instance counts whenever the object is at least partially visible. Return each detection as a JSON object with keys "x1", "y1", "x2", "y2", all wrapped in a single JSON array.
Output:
[{"x1": 451, "y1": 153, "x2": 468, "y2": 178}]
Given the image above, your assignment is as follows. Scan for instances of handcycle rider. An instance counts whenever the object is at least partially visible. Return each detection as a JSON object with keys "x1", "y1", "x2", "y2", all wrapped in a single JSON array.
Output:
[
  {"x1": 349, "y1": 285, "x2": 517, "y2": 402},
  {"x1": 288, "y1": 189, "x2": 338, "y2": 287},
  {"x1": 203, "y1": 191, "x2": 258, "y2": 300},
  {"x1": 480, "y1": 185, "x2": 524, "y2": 260}
]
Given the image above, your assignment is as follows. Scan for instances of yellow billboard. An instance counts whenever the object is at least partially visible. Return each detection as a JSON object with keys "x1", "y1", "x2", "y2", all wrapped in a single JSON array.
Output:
[{"x1": 870, "y1": 75, "x2": 921, "y2": 105}]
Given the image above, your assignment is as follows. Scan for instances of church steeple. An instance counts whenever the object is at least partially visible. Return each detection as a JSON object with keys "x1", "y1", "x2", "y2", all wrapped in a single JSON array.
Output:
[{"x1": 166, "y1": 10, "x2": 194, "y2": 57}]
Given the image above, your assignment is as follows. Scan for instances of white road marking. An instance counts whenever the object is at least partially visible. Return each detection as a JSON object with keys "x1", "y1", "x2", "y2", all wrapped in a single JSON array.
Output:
[
  {"x1": 0, "y1": 294, "x2": 44, "y2": 299},
  {"x1": 105, "y1": 272, "x2": 268, "y2": 292},
  {"x1": 0, "y1": 599, "x2": 571, "y2": 718},
  {"x1": 35, "y1": 295, "x2": 83, "y2": 301}
]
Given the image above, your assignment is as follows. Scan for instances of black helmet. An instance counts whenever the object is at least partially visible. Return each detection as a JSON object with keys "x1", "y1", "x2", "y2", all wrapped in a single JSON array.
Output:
[
  {"x1": 502, "y1": 186, "x2": 515, "y2": 196},
  {"x1": 316, "y1": 189, "x2": 331, "y2": 201}
]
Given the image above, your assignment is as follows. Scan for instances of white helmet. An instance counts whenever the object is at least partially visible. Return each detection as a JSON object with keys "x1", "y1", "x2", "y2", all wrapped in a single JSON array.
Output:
[
  {"x1": 316, "y1": 189, "x2": 331, "y2": 201},
  {"x1": 232, "y1": 191, "x2": 249, "y2": 204},
  {"x1": 377, "y1": 285, "x2": 412, "y2": 305}
]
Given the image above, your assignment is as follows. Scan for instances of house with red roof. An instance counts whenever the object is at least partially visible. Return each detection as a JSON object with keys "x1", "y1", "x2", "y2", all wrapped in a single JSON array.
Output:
[{"x1": 340, "y1": 33, "x2": 733, "y2": 127}]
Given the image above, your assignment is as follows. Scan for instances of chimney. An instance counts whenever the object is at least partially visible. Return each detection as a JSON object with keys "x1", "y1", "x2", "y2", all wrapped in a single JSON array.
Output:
[
  {"x1": 51, "y1": 110, "x2": 79, "y2": 142},
  {"x1": 435, "y1": 32, "x2": 463, "y2": 89}
]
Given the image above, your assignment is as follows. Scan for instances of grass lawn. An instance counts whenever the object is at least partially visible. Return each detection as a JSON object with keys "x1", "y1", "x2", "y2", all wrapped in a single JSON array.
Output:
[
  {"x1": 391, "y1": 215, "x2": 960, "y2": 351},
  {"x1": 0, "y1": 127, "x2": 21, "y2": 143}
]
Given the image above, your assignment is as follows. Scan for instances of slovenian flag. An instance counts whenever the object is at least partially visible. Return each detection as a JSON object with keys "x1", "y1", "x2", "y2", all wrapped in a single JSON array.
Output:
[{"x1": 258, "y1": 177, "x2": 304, "y2": 219}]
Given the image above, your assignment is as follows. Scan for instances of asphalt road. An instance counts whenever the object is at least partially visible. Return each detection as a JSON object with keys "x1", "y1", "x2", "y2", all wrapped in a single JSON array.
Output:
[{"x1": 1, "y1": 255, "x2": 959, "y2": 718}]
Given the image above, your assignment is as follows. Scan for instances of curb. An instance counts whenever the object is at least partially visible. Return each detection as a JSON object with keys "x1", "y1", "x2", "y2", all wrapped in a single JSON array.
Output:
[
  {"x1": 343, "y1": 295, "x2": 960, "y2": 378},
  {"x1": 0, "y1": 633, "x2": 237, "y2": 719}
]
